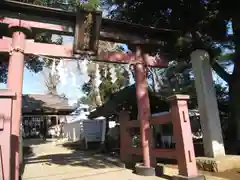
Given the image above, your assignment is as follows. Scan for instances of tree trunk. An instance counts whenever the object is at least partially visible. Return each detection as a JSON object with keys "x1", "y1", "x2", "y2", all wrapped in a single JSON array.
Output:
[
  {"x1": 229, "y1": 72, "x2": 240, "y2": 141},
  {"x1": 227, "y1": 59, "x2": 240, "y2": 154},
  {"x1": 227, "y1": 19, "x2": 240, "y2": 152}
]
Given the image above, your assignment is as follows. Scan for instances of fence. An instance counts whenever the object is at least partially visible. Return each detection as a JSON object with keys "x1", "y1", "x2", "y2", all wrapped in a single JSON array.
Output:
[{"x1": 119, "y1": 95, "x2": 199, "y2": 177}]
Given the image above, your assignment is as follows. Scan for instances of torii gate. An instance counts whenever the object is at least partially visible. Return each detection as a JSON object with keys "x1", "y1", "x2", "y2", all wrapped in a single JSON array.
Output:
[{"x1": 0, "y1": 1, "x2": 202, "y2": 180}]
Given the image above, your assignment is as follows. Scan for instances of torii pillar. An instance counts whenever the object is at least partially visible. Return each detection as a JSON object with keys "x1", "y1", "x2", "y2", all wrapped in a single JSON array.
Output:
[
  {"x1": 7, "y1": 22, "x2": 30, "y2": 180},
  {"x1": 191, "y1": 50, "x2": 225, "y2": 157},
  {"x1": 134, "y1": 48, "x2": 152, "y2": 171}
]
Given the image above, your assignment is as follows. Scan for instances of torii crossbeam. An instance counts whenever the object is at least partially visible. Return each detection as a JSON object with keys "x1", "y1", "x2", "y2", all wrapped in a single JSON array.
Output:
[{"x1": 0, "y1": 0, "x2": 180, "y2": 67}]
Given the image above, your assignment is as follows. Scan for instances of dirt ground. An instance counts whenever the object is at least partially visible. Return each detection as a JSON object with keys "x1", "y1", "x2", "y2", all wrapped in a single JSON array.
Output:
[
  {"x1": 202, "y1": 168, "x2": 240, "y2": 180},
  {"x1": 22, "y1": 139, "x2": 229, "y2": 180},
  {"x1": 165, "y1": 164, "x2": 240, "y2": 180}
]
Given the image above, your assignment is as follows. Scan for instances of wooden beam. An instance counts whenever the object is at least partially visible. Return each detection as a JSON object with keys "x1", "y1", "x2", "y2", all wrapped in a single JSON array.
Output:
[
  {"x1": 99, "y1": 31, "x2": 163, "y2": 45},
  {"x1": 0, "y1": 17, "x2": 74, "y2": 35},
  {"x1": 98, "y1": 51, "x2": 168, "y2": 67},
  {"x1": 0, "y1": 0, "x2": 180, "y2": 45},
  {"x1": 152, "y1": 148, "x2": 176, "y2": 159},
  {"x1": 0, "y1": 38, "x2": 168, "y2": 68},
  {"x1": 0, "y1": 16, "x2": 166, "y2": 45}
]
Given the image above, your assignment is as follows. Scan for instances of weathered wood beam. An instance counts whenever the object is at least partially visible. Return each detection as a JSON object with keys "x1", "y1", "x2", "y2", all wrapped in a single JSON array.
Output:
[
  {"x1": 99, "y1": 31, "x2": 163, "y2": 45},
  {"x1": 0, "y1": 38, "x2": 168, "y2": 68},
  {"x1": 0, "y1": 17, "x2": 165, "y2": 45},
  {"x1": 0, "y1": 17, "x2": 74, "y2": 35},
  {"x1": 0, "y1": 0, "x2": 180, "y2": 45},
  {"x1": 98, "y1": 51, "x2": 168, "y2": 67}
]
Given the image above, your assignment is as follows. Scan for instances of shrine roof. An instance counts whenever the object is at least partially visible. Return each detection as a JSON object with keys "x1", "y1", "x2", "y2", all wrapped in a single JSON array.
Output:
[
  {"x1": 89, "y1": 85, "x2": 170, "y2": 119},
  {"x1": 22, "y1": 94, "x2": 74, "y2": 115}
]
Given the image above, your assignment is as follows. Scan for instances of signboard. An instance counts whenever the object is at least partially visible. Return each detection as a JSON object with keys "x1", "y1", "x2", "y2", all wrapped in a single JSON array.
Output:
[
  {"x1": 82, "y1": 120, "x2": 102, "y2": 142},
  {"x1": 82, "y1": 118, "x2": 106, "y2": 148}
]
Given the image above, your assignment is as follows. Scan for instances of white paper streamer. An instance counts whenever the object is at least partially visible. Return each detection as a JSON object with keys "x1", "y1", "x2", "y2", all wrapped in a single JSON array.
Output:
[
  {"x1": 95, "y1": 63, "x2": 101, "y2": 88},
  {"x1": 70, "y1": 71, "x2": 77, "y2": 86},
  {"x1": 51, "y1": 59, "x2": 56, "y2": 75},
  {"x1": 79, "y1": 58, "x2": 88, "y2": 75},
  {"x1": 124, "y1": 64, "x2": 134, "y2": 85},
  {"x1": 56, "y1": 59, "x2": 67, "y2": 85},
  {"x1": 109, "y1": 65, "x2": 117, "y2": 83}
]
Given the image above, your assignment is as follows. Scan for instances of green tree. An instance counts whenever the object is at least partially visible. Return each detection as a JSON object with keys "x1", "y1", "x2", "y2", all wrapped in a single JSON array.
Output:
[{"x1": 103, "y1": 0, "x2": 240, "y2": 142}]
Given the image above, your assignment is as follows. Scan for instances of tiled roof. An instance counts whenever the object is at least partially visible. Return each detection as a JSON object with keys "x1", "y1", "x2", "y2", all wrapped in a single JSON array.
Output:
[
  {"x1": 89, "y1": 85, "x2": 169, "y2": 118},
  {"x1": 22, "y1": 94, "x2": 74, "y2": 113}
]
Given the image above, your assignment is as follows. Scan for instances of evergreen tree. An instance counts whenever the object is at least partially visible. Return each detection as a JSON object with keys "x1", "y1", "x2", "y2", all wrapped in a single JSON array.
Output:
[{"x1": 103, "y1": 0, "x2": 240, "y2": 144}]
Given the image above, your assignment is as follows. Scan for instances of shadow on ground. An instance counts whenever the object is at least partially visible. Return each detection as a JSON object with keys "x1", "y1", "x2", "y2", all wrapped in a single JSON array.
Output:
[
  {"x1": 23, "y1": 146, "x2": 34, "y2": 158},
  {"x1": 23, "y1": 139, "x2": 53, "y2": 146},
  {"x1": 24, "y1": 149, "x2": 123, "y2": 169},
  {"x1": 23, "y1": 141, "x2": 174, "y2": 179},
  {"x1": 59, "y1": 142, "x2": 174, "y2": 179},
  {"x1": 23, "y1": 139, "x2": 53, "y2": 158}
]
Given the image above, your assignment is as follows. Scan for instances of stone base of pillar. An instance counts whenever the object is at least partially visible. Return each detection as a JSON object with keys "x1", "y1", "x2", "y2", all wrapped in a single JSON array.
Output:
[
  {"x1": 196, "y1": 155, "x2": 240, "y2": 172},
  {"x1": 172, "y1": 175, "x2": 205, "y2": 180},
  {"x1": 135, "y1": 163, "x2": 156, "y2": 176}
]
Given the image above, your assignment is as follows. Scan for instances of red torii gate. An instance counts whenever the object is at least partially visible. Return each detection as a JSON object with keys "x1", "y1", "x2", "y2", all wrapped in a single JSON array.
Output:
[{"x1": 0, "y1": 1, "x2": 202, "y2": 180}]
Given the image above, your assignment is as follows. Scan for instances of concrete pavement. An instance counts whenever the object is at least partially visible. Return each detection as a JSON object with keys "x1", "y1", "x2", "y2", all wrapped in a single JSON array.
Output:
[{"x1": 22, "y1": 139, "x2": 229, "y2": 180}]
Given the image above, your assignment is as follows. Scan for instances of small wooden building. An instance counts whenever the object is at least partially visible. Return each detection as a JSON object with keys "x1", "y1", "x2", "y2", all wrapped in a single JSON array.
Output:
[
  {"x1": 89, "y1": 85, "x2": 203, "y2": 154},
  {"x1": 22, "y1": 94, "x2": 75, "y2": 138},
  {"x1": 89, "y1": 85, "x2": 169, "y2": 119},
  {"x1": 89, "y1": 85, "x2": 201, "y2": 131}
]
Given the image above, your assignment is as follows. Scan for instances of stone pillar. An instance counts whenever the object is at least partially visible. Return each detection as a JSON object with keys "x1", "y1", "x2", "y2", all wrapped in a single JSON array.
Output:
[
  {"x1": 168, "y1": 95, "x2": 199, "y2": 178},
  {"x1": 7, "y1": 22, "x2": 31, "y2": 180},
  {"x1": 191, "y1": 50, "x2": 225, "y2": 157},
  {"x1": 134, "y1": 60, "x2": 151, "y2": 167}
]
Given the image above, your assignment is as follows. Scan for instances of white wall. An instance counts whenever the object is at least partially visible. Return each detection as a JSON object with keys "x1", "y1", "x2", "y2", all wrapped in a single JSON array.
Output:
[
  {"x1": 63, "y1": 120, "x2": 84, "y2": 142},
  {"x1": 63, "y1": 118, "x2": 106, "y2": 143}
]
